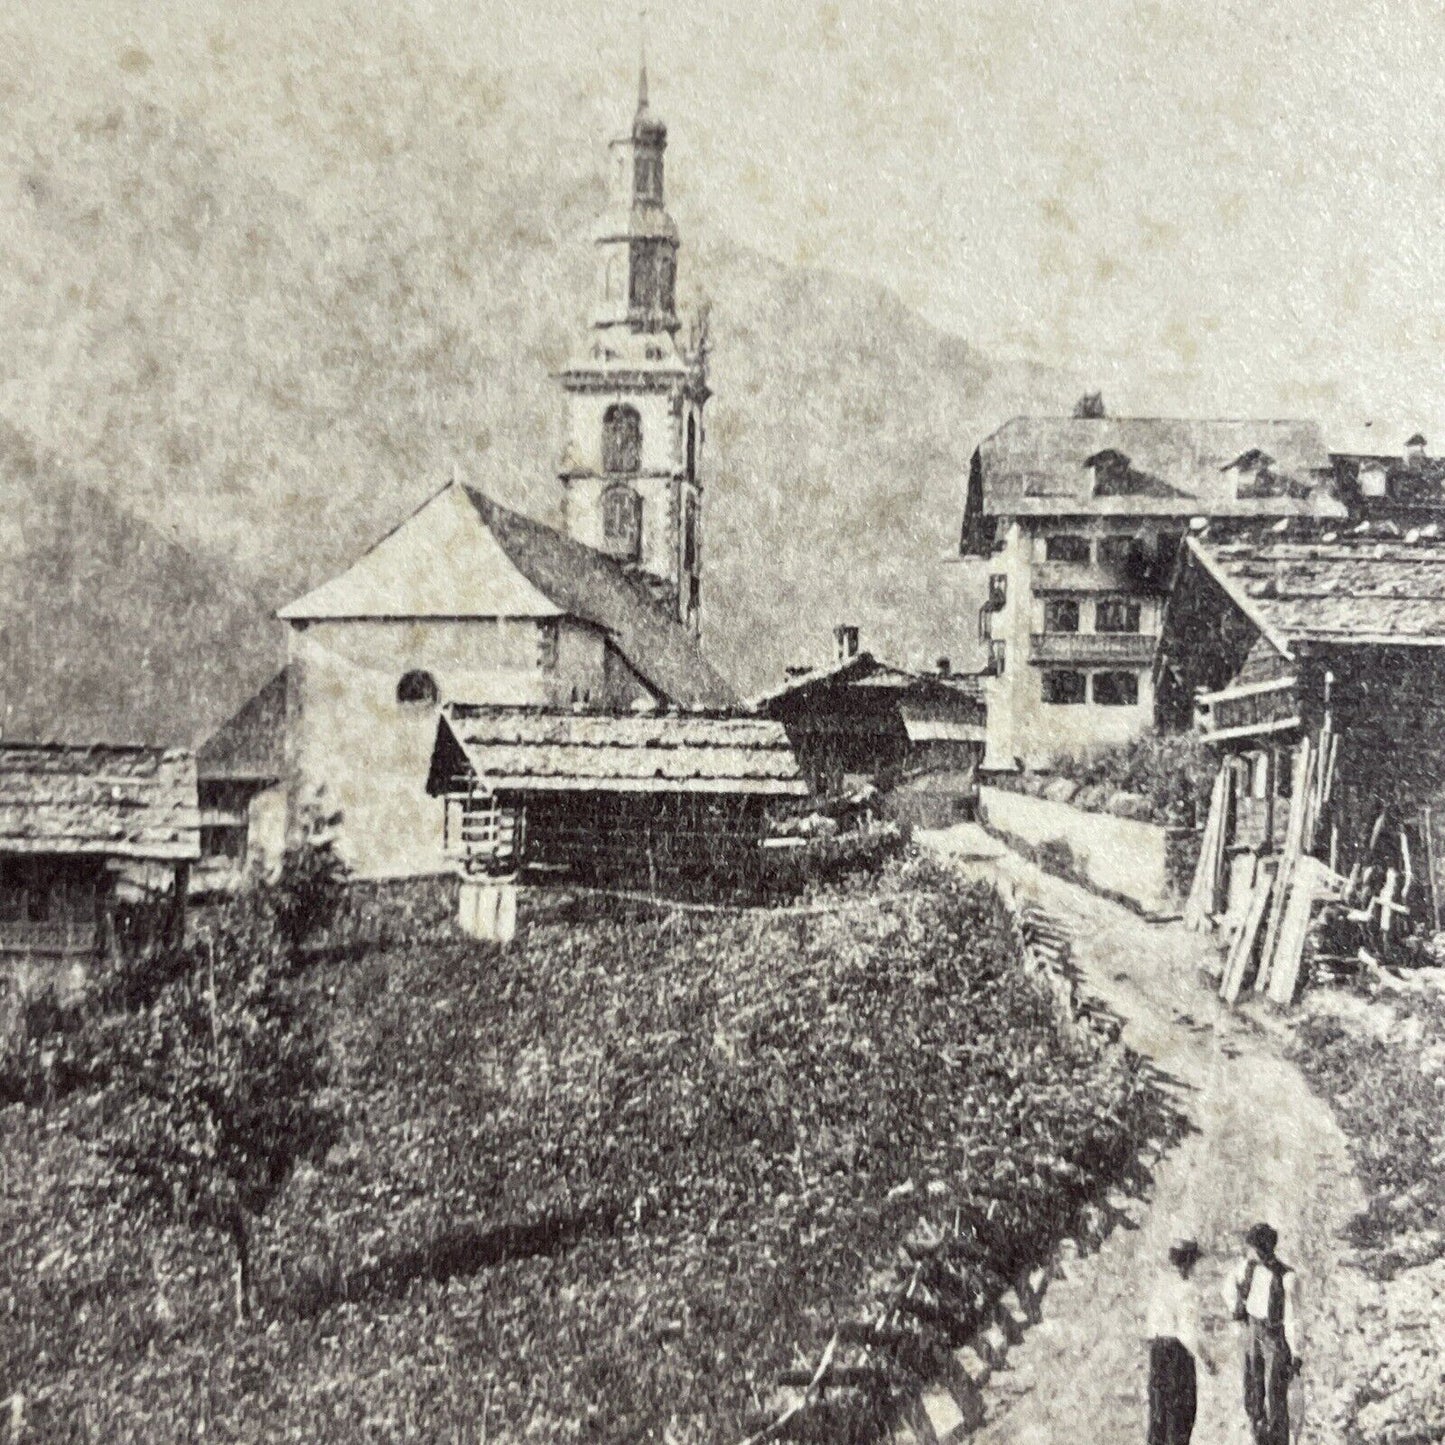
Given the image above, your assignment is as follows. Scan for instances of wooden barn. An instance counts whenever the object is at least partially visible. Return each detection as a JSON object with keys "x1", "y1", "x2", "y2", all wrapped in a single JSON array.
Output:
[
  {"x1": 426, "y1": 705, "x2": 808, "y2": 888},
  {"x1": 751, "y1": 651, "x2": 988, "y2": 817},
  {"x1": 1156, "y1": 523, "x2": 1445, "y2": 998},
  {"x1": 0, "y1": 743, "x2": 200, "y2": 965}
]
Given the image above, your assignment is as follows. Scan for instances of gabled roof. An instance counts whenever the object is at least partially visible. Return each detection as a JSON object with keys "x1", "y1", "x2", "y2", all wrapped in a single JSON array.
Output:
[
  {"x1": 279, "y1": 483, "x2": 736, "y2": 709},
  {"x1": 1187, "y1": 531, "x2": 1445, "y2": 647},
  {"x1": 975, "y1": 418, "x2": 1341, "y2": 518},
  {"x1": 197, "y1": 668, "x2": 288, "y2": 781},
  {"x1": 750, "y1": 652, "x2": 988, "y2": 712},
  {"x1": 0, "y1": 743, "x2": 200, "y2": 862},
  {"x1": 426, "y1": 705, "x2": 807, "y2": 796}
]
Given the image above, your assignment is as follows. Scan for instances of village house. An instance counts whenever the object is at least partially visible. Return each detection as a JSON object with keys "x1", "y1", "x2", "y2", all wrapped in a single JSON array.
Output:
[
  {"x1": 0, "y1": 742, "x2": 199, "y2": 974},
  {"x1": 960, "y1": 415, "x2": 1346, "y2": 770},
  {"x1": 212, "y1": 65, "x2": 732, "y2": 880},
  {"x1": 1155, "y1": 521, "x2": 1445, "y2": 998},
  {"x1": 751, "y1": 629, "x2": 988, "y2": 821}
]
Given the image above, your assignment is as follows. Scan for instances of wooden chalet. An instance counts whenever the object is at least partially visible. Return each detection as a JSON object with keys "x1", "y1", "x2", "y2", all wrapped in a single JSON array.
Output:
[
  {"x1": 751, "y1": 651, "x2": 989, "y2": 809},
  {"x1": 426, "y1": 705, "x2": 808, "y2": 885},
  {"x1": 0, "y1": 742, "x2": 200, "y2": 964},
  {"x1": 1156, "y1": 523, "x2": 1445, "y2": 1000}
]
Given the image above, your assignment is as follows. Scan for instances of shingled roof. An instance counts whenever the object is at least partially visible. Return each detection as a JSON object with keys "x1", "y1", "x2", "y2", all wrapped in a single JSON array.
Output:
[
  {"x1": 279, "y1": 483, "x2": 735, "y2": 709},
  {"x1": 974, "y1": 418, "x2": 1341, "y2": 518},
  {"x1": 1187, "y1": 532, "x2": 1445, "y2": 649},
  {"x1": 427, "y1": 705, "x2": 808, "y2": 796},
  {"x1": 0, "y1": 743, "x2": 200, "y2": 862},
  {"x1": 750, "y1": 652, "x2": 988, "y2": 712}
]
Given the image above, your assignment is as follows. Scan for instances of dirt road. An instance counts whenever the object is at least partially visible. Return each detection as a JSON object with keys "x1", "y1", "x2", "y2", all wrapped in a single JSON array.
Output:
[{"x1": 922, "y1": 825, "x2": 1364, "y2": 1445}]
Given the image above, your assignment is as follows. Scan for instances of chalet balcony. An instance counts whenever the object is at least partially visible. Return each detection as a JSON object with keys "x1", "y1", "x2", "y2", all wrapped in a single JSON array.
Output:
[{"x1": 1029, "y1": 632, "x2": 1158, "y2": 666}]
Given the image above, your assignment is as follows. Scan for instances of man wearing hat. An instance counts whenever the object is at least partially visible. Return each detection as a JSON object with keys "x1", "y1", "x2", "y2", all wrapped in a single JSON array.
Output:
[
  {"x1": 1144, "y1": 1237, "x2": 1215, "y2": 1444},
  {"x1": 1224, "y1": 1222, "x2": 1302, "y2": 1444}
]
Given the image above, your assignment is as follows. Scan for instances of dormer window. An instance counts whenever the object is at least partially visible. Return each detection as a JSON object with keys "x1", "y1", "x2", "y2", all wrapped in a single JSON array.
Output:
[
  {"x1": 1085, "y1": 449, "x2": 1132, "y2": 496},
  {"x1": 1359, "y1": 461, "x2": 1389, "y2": 499},
  {"x1": 602, "y1": 404, "x2": 642, "y2": 474},
  {"x1": 1224, "y1": 449, "x2": 1278, "y2": 499}
]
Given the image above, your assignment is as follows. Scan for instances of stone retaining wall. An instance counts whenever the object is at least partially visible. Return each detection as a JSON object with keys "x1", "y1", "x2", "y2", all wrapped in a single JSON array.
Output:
[{"x1": 980, "y1": 786, "x2": 1191, "y2": 916}]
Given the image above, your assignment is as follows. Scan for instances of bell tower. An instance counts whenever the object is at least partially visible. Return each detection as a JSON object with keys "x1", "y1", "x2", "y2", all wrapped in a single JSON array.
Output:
[{"x1": 557, "y1": 57, "x2": 710, "y2": 635}]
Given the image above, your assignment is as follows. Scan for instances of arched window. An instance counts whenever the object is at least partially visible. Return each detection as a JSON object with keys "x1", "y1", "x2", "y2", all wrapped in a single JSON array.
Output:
[
  {"x1": 603, "y1": 486, "x2": 643, "y2": 560},
  {"x1": 397, "y1": 670, "x2": 439, "y2": 706},
  {"x1": 602, "y1": 404, "x2": 642, "y2": 474},
  {"x1": 686, "y1": 415, "x2": 697, "y2": 482}
]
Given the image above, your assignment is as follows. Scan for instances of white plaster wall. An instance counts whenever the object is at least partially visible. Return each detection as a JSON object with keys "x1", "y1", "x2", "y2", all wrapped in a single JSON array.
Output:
[
  {"x1": 286, "y1": 617, "x2": 640, "y2": 878},
  {"x1": 984, "y1": 519, "x2": 1161, "y2": 769}
]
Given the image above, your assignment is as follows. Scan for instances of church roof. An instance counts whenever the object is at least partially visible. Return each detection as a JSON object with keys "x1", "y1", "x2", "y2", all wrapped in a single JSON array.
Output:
[{"x1": 279, "y1": 483, "x2": 736, "y2": 709}]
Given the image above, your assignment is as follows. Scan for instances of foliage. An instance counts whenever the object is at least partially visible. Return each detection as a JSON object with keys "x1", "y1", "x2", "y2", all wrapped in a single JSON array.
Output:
[
  {"x1": 759, "y1": 821, "x2": 911, "y2": 896},
  {"x1": 0, "y1": 986, "x2": 95, "y2": 1104},
  {"x1": 1293, "y1": 996, "x2": 1445, "y2": 1276},
  {"x1": 267, "y1": 807, "x2": 350, "y2": 954},
  {"x1": 1007, "y1": 730, "x2": 1216, "y2": 827},
  {"x1": 0, "y1": 851, "x2": 1172, "y2": 1441},
  {"x1": 84, "y1": 903, "x2": 340, "y2": 1321}
]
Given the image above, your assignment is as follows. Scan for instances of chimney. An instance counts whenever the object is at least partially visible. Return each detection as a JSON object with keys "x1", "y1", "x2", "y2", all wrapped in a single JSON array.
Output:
[
  {"x1": 936, "y1": 657, "x2": 951, "y2": 677},
  {"x1": 1406, "y1": 433, "x2": 1427, "y2": 469},
  {"x1": 834, "y1": 624, "x2": 860, "y2": 662}
]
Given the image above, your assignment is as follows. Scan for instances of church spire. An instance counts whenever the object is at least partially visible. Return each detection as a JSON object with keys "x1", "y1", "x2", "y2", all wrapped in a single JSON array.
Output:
[{"x1": 637, "y1": 12, "x2": 649, "y2": 115}]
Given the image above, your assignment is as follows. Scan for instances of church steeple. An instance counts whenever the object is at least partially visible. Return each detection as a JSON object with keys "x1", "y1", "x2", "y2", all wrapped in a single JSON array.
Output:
[
  {"x1": 556, "y1": 61, "x2": 711, "y2": 636},
  {"x1": 590, "y1": 40, "x2": 678, "y2": 335}
]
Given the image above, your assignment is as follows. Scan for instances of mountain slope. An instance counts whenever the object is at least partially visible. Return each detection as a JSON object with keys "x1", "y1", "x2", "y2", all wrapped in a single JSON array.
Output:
[
  {"x1": 0, "y1": 425, "x2": 282, "y2": 747},
  {"x1": 0, "y1": 9, "x2": 1075, "y2": 720}
]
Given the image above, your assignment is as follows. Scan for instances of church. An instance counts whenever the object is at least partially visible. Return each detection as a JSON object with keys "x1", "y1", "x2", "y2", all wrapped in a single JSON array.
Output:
[{"x1": 204, "y1": 64, "x2": 736, "y2": 880}]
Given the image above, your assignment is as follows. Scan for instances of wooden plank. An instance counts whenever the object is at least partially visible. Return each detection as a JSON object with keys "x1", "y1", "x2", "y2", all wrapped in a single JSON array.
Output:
[
  {"x1": 1256, "y1": 740, "x2": 1310, "y2": 995},
  {"x1": 1202, "y1": 715, "x2": 1303, "y2": 745},
  {"x1": 1221, "y1": 863, "x2": 1275, "y2": 1003},
  {"x1": 1184, "y1": 767, "x2": 1229, "y2": 932},
  {"x1": 1266, "y1": 855, "x2": 1324, "y2": 1006},
  {"x1": 1425, "y1": 806, "x2": 1441, "y2": 932},
  {"x1": 1196, "y1": 675, "x2": 1299, "y2": 705}
]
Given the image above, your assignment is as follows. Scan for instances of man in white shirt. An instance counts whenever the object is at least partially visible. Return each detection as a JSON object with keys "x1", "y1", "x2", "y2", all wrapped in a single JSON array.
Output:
[
  {"x1": 1223, "y1": 1222, "x2": 1302, "y2": 1445},
  {"x1": 1145, "y1": 1237, "x2": 1215, "y2": 1445}
]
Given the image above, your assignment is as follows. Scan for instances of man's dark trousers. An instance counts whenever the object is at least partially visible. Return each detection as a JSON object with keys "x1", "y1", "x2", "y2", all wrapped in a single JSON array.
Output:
[{"x1": 1243, "y1": 1318, "x2": 1291, "y2": 1445}]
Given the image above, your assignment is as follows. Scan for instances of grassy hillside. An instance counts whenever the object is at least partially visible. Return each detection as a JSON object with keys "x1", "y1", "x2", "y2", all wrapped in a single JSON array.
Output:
[
  {"x1": 0, "y1": 4, "x2": 1072, "y2": 737},
  {"x1": 0, "y1": 858, "x2": 1170, "y2": 1442}
]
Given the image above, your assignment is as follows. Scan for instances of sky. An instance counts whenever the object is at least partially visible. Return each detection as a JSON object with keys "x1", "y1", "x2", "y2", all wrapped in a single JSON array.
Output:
[{"x1": 10, "y1": 0, "x2": 1445, "y2": 443}]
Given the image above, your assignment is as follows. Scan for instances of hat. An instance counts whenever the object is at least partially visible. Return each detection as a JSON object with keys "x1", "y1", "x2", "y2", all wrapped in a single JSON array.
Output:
[
  {"x1": 1167, "y1": 1237, "x2": 1202, "y2": 1266},
  {"x1": 1244, "y1": 1222, "x2": 1278, "y2": 1256}
]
